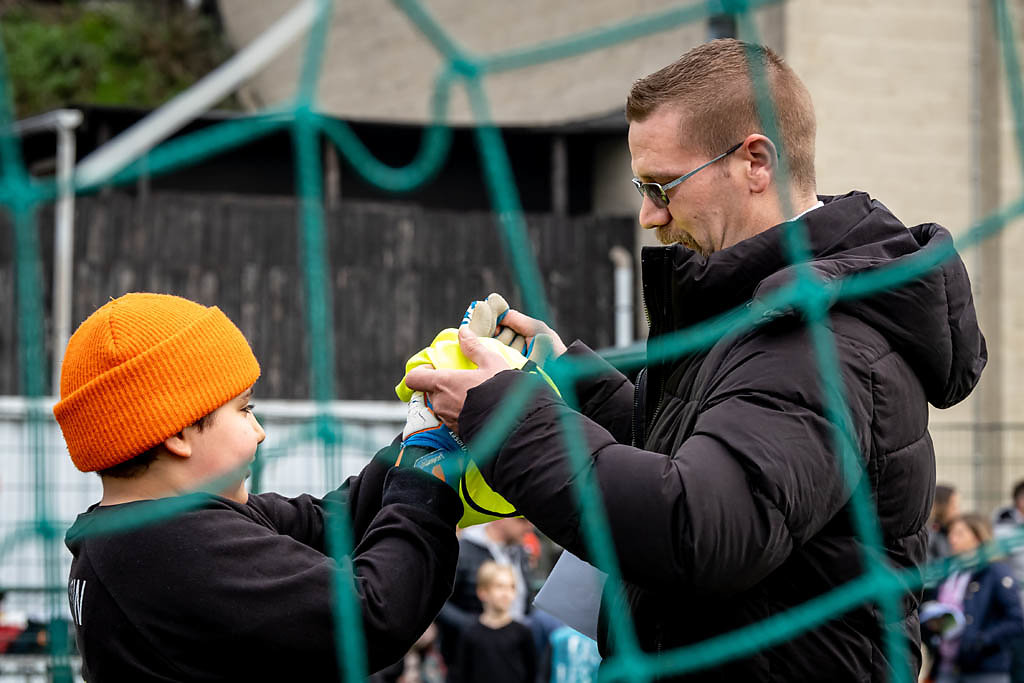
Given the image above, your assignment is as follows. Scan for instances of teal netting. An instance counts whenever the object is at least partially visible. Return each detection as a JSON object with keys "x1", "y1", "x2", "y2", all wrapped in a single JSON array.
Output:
[{"x1": 4, "y1": 1, "x2": 1024, "y2": 681}]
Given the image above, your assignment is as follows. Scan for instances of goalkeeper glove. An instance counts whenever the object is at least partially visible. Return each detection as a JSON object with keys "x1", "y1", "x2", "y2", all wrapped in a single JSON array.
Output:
[
  {"x1": 461, "y1": 293, "x2": 557, "y2": 369},
  {"x1": 397, "y1": 391, "x2": 463, "y2": 488}
]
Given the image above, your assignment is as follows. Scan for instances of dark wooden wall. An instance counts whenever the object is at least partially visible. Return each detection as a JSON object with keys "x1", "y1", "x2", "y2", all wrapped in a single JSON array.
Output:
[{"x1": 1, "y1": 192, "x2": 635, "y2": 400}]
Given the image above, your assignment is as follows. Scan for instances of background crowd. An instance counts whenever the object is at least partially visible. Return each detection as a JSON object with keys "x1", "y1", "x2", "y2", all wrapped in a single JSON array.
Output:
[{"x1": 922, "y1": 482, "x2": 1024, "y2": 683}]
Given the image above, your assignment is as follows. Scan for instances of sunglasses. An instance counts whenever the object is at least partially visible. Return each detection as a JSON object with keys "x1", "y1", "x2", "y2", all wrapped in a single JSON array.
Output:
[{"x1": 631, "y1": 141, "x2": 743, "y2": 209}]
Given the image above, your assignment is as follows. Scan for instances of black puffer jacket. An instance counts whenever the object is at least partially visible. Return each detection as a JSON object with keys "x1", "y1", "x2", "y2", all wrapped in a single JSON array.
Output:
[{"x1": 459, "y1": 192, "x2": 986, "y2": 682}]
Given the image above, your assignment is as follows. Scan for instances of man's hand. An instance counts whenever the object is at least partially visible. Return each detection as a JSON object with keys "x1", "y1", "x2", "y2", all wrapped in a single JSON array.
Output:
[
  {"x1": 496, "y1": 308, "x2": 568, "y2": 360},
  {"x1": 462, "y1": 293, "x2": 568, "y2": 363},
  {"x1": 404, "y1": 326, "x2": 509, "y2": 434}
]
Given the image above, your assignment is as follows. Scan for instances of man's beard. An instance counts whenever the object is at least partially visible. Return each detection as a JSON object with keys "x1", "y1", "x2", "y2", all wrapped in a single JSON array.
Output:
[{"x1": 657, "y1": 225, "x2": 706, "y2": 256}]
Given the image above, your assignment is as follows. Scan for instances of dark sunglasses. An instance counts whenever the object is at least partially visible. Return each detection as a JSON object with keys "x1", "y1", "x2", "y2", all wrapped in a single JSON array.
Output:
[{"x1": 631, "y1": 141, "x2": 743, "y2": 209}]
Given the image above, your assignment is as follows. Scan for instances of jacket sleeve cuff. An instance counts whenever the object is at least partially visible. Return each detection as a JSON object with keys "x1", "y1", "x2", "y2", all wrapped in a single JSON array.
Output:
[
  {"x1": 382, "y1": 467, "x2": 462, "y2": 526},
  {"x1": 460, "y1": 369, "x2": 563, "y2": 446}
]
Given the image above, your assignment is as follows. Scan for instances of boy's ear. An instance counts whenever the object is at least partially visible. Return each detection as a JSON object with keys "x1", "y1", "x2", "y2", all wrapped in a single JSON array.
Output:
[{"x1": 162, "y1": 431, "x2": 193, "y2": 459}]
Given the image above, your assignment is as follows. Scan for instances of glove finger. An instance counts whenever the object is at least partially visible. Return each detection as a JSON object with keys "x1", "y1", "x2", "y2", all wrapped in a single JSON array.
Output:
[
  {"x1": 495, "y1": 326, "x2": 518, "y2": 346},
  {"x1": 507, "y1": 333, "x2": 526, "y2": 354},
  {"x1": 526, "y1": 333, "x2": 555, "y2": 368},
  {"x1": 461, "y1": 300, "x2": 497, "y2": 337},
  {"x1": 484, "y1": 293, "x2": 511, "y2": 328}
]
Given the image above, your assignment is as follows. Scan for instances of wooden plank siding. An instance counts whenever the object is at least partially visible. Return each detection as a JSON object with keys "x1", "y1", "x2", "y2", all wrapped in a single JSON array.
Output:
[{"x1": 1, "y1": 193, "x2": 636, "y2": 400}]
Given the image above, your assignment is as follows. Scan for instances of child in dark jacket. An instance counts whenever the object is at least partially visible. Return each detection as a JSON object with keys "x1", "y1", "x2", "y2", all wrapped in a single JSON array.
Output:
[
  {"x1": 923, "y1": 513, "x2": 1024, "y2": 683},
  {"x1": 454, "y1": 561, "x2": 536, "y2": 683},
  {"x1": 57, "y1": 293, "x2": 462, "y2": 681}
]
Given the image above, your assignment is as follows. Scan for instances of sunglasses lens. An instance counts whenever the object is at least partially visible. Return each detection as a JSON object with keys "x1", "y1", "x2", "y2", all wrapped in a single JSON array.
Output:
[
  {"x1": 644, "y1": 185, "x2": 667, "y2": 209},
  {"x1": 632, "y1": 180, "x2": 668, "y2": 208}
]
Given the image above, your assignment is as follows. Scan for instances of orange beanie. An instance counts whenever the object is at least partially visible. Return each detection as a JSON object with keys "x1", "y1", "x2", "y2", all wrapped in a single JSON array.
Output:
[{"x1": 53, "y1": 293, "x2": 261, "y2": 472}]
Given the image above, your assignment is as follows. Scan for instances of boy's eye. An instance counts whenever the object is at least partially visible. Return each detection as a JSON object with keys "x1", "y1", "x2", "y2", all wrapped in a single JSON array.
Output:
[{"x1": 243, "y1": 404, "x2": 255, "y2": 413}]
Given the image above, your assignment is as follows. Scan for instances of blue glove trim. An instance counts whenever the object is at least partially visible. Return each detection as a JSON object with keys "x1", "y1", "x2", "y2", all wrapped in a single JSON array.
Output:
[
  {"x1": 460, "y1": 301, "x2": 479, "y2": 327},
  {"x1": 403, "y1": 426, "x2": 460, "y2": 453}
]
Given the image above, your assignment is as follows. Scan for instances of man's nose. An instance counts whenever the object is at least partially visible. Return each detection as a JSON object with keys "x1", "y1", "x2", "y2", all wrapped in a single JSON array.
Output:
[{"x1": 638, "y1": 195, "x2": 670, "y2": 229}]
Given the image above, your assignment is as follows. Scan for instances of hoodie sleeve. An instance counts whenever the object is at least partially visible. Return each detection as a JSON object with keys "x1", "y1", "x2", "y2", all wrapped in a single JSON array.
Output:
[
  {"x1": 97, "y1": 460, "x2": 460, "y2": 677},
  {"x1": 459, "y1": 321, "x2": 873, "y2": 595},
  {"x1": 247, "y1": 442, "x2": 397, "y2": 553}
]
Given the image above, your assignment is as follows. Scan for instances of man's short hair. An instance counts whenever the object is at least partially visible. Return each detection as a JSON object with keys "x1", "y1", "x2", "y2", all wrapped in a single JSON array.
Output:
[
  {"x1": 1013, "y1": 480, "x2": 1024, "y2": 502},
  {"x1": 626, "y1": 38, "x2": 817, "y2": 193},
  {"x1": 476, "y1": 561, "x2": 516, "y2": 591}
]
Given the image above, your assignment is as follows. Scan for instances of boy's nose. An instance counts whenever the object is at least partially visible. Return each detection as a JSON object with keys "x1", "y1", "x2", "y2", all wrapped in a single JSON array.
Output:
[{"x1": 253, "y1": 418, "x2": 266, "y2": 444}]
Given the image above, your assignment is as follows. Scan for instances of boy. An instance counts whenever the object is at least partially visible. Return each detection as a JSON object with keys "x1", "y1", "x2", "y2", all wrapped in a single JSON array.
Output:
[
  {"x1": 454, "y1": 561, "x2": 536, "y2": 683},
  {"x1": 55, "y1": 292, "x2": 462, "y2": 681}
]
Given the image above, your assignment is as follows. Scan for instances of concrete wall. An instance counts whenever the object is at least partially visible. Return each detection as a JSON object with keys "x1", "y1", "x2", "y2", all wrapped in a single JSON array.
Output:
[
  {"x1": 784, "y1": 0, "x2": 1024, "y2": 511},
  {"x1": 219, "y1": 0, "x2": 706, "y2": 125}
]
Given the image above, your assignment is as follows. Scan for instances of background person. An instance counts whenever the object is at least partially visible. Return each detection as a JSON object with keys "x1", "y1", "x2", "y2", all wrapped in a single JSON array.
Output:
[
  {"x1": 992, "y1": 481, "x2": 1024, "y2": 683},
  {"x1": 924, "y1": 513, "x2": 1024, "y2": 683},
  {"x1": 436, "y1": 517, "x2": 535, "y2": 676},
  {"x1": 452, "y1": 562, "x2": 536, "y2": 683},
  {"x1": 930, "y1": 484, "x2": 962, "y2": 564}
]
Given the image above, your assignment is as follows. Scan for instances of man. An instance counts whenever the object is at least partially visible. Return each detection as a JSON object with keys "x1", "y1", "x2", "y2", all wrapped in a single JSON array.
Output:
[{"x1": 406, "y1": 39, "x2": 987, "y2": 681}]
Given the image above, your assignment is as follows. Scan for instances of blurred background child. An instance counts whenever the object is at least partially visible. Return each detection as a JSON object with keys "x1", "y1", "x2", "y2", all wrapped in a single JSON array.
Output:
[{"x1": 453, "y1": 561, "x2": 535, "y2": 683}]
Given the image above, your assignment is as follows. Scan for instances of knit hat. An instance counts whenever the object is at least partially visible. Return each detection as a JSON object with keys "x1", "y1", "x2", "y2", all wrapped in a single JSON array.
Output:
[{"x1": 53, "y1": 293, "x2": 261, "y2": 472}]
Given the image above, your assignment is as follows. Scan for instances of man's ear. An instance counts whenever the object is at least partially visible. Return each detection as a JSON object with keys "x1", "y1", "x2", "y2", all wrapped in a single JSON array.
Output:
[
  {"x1": 162, "y1": 430, "x2": 192, "y2": 459},
  {"x1": 742, "y1": 134, "x2": 777, "y2": 194}
]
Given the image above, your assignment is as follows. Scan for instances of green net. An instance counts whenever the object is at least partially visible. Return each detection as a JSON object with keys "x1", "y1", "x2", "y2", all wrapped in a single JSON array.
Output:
[{"x1": 3, "y1": 0, "x2": 1024, "y2": 681}]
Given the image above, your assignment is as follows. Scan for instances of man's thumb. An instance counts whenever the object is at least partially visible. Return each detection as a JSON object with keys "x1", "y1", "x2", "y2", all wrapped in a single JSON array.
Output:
[
  {"x1": 458, "y1": 325, "x2": 487, "y2": 364},
  {"x1": 403, "y1": 366, "x2": 436, "y2": 393}
]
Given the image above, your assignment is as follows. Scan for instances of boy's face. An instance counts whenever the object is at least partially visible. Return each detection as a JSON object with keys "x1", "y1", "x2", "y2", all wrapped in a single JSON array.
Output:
[
  {"x1": 477, "y1": 572, "x2": 516, "y2": 615},
  {"x1": 180, "y1": 387, "x2": 265, "y2": 504}
]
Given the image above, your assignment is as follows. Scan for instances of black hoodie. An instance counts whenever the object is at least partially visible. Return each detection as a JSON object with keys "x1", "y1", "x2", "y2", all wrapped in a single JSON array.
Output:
[
  {"x1": 459, "y1": 192, "x2": 987, "y2": 682},
  {"x1": 64, "y1": 450, "x2": 461, "y2": 682}
]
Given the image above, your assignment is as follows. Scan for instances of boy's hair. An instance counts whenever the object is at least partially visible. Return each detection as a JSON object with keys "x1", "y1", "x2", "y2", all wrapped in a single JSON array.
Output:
[
  {"x1": 476, "y1": 561, "x2": 516, "y2": 592},
  {"x1": 53, "y1": 292, "x2": 260, "y2": 473},
  {"x1": 626, "y1": 38, "x2": 817, "y2": 193},
  {"x1": 98, "y1": 411, "x2": 214, "y2": 479},
  {"x1": 1012, "y1": 479, "x2": 1024, "y2": 503}
]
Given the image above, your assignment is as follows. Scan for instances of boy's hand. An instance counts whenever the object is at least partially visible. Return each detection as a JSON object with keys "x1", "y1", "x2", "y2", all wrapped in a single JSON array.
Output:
[{"x1": 397, "y1": 391, "x2": 464, "y2": 488}]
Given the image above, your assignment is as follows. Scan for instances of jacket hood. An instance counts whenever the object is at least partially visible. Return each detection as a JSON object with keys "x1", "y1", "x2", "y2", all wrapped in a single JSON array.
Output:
[{"x1": 643, "y1": 191, "x2": 986, "y2": 409}]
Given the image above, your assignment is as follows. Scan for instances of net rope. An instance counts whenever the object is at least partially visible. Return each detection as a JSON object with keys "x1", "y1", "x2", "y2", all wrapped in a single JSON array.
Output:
[{"x1": 3, "y1": 0, "x2": 1024, "y2": 681}]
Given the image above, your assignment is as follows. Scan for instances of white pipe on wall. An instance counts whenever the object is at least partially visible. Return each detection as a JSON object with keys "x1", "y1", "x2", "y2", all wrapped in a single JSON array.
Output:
[
  {"x1": 14, "y1": 109, "x2": 83, "y2": 394},
  {"x1": 609, "y1": 246, "x2": 633, "y2": 348}
]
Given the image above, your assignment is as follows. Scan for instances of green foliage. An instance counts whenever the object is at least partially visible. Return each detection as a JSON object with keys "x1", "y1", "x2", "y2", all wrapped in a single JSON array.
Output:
[{"x1": 0, "y1": 2, "x2": 239, "y2": 118}]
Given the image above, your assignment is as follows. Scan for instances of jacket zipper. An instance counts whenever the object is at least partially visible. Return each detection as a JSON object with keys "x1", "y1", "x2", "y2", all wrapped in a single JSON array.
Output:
[
  {"x1": 646, "y1": 251, "x2": 669, "y2": 433},
  {"x1": 632, "y1": 367, "x2": 646, "y2": 448},
  {"x1": 637, "y1": 248, "x2": 669, "y2": 445}
]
